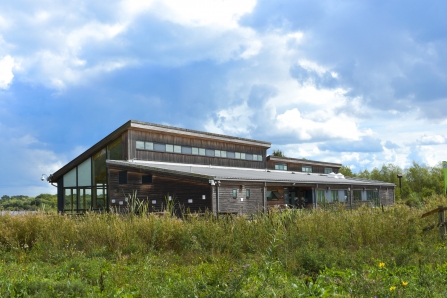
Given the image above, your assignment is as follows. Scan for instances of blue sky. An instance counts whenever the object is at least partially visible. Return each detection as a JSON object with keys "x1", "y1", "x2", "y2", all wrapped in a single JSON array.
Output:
[{"x1": 1, "y1": 0, "x2": 446, "y2": 196}]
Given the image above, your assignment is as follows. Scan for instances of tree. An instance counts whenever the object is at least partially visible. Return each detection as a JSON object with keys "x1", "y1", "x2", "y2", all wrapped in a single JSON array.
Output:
[
  {"x1": 339, "y1": 166, "x2": 355, "y2": 177},
  {"x1": 272, "y1": 150, "x2": 285, "y2": 157}
]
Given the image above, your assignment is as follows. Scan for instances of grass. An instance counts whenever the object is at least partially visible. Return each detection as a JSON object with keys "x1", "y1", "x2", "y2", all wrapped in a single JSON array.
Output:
[{"x1": 0, "y1": 195, "x2": 446, "y2": 297}]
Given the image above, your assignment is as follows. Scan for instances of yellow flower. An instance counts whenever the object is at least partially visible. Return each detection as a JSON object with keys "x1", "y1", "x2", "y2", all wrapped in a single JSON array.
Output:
[
  {"x1": 390, "y1": 286, "x2": 396, "y2": 291},
  {"x1": 65, "y1": 239, "x2": 69, "y2": 242},
  {"x1": 402, "y1": 281, "x2": 408, "y2": 286},
  {"x1": 379, "y1": 262, "x2": 385, "y2": 268},
  {"x1": 71, "y1": 268, "x2": 74, "y2": 271}
]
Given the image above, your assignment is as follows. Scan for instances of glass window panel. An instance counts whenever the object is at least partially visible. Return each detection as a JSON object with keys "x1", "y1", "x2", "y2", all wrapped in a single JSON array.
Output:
[
  {"x1": 353, "y1": 190, "x2": 362, "y2": 201},
  {"x1": 136, "y1": 141, "x2": 145, "y2": 150},
  {"x1": 232, "y1": 189, "x2": 237, "y2": 199},
  {"x1": 258, "y1": 155, "x2": 262, "y2": 161},
  {"x1": 215, "y1": 150, "x2": 221, "y2": 157},
  {"x1": 174, "y1": 145, "x2": 181, "y2": 153},
  {"x1": 154, "y1": 143, "x2": 166, "y2": 152},
  {"x1": 246, "y1": 154, "x2": 253, "y2": 160},
  {"x1": 235, "y1": 152, "x2": 241, "y2": 159},
  {"x1": 93, "y1": 148, "x2": 107, "y2": 185},
  {"x1": 79, "y1": 188, "x2": 92, "y2": 211},
  {"x1": 182, "y1": 146, "x2": 192, "y2": 154},
  {"x1": 317, "y1": 190, "x2": 325, "y2": 204},
  {"x1": 221, "y1": 151, "x2": 227, "y2": 158},
  {"x1": 331, "y1": 190, "x2": 339, "y2": 202},
  {"x1": 253, "y1": 154, "x2": 257, "y2": 160},
  {"x1": 192, "y1": 147, "x2": 199, "y2": 155},
  {"x1": 199, "y1": 148, "x2": 206, "y2": 156},
  {"x1": 108, "y1": 137, "x2": 123, "y2": 160},
  {"x1": 205, "y1": 149, "x2": 214, "y2": 156},
  {"x1": 64, "y1": 189, "x2": 73, "y2": 212},
  {"x1": 166, "y1": 144, "x2": 174, "y2": 152},
  {"x1": 77, "y1": 158, "x2": 92, "y2": 187},
  {"x1": 246, "y1": 189, "x2": 250, "y2": 198},
  {"x1": 227, "y1": 152, "x2": 235, "y2": 158},
  {"x1": 240, "y1": 153, "x2": 246, "y2": 159},
  {"x1": 324, "y1": 168, "x2": 332, "y2": 174},
  {"x1": 302, "y1": 166, "x2": 312, "y2": 173},
  {"x1": 145, "y1": 142, "x2": 154, "y2": 150},
  {"x1": 63, "y1": 168, "x2": 77, "y2": 187}
]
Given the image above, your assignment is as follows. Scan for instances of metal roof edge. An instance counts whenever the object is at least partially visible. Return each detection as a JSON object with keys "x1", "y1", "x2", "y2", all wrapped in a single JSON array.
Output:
[{"x1": 266, "y1": 155, "x2": 343, "y2": 167}]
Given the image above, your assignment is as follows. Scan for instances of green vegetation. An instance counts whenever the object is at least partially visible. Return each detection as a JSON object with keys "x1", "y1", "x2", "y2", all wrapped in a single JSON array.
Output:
[
  {"x1": 0, "y1": 194, "x2": 57, "y2": 211},
  {"x1": 339, "y1": 161, "x2": 444, "y2": 204},
  {"x1": 1, "y1": 196, "x2": 447, "y2": 297}
]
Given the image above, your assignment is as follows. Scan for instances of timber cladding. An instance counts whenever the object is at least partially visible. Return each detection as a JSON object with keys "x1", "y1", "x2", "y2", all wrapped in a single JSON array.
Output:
[
  {"x1": 128, "y1": 129, "x2": 267, "y2": 169},
  {"x1": 108, "y1": 168, "x2": 212, "y2": 214},
  {"x1": 212, "y1": 182, "x2": 265, "y2": 215}
]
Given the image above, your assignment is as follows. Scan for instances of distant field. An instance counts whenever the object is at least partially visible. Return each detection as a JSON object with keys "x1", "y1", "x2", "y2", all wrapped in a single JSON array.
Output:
[{"x1": 0, "y1": 195, "x2": 446, "y2": 297}]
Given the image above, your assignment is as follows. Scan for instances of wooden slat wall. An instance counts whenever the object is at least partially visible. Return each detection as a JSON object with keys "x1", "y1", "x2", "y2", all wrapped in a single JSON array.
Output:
[
  {"x1": 108, "y1": 168, "x2": 212, "y2": 214},
  {"x1": 128, "y1": 129, "x2": 267, "y2": 169},
  {"x1": 122, "y1": 131, "x2": 129, "y2": 161},
  {"x1": 211, "y1": 182, "x2": 264, "y2": 215}
]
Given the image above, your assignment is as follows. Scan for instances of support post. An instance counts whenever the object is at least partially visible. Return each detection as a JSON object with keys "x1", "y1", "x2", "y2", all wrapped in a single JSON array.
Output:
[{"x1": 439, "y1": 206, "x2": 446, "y2": 240}]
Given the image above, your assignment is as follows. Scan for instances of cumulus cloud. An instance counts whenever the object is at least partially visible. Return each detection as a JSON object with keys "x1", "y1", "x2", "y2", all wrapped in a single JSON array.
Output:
[
  {"x1": 417, "y1": 134, "x2": 445, "y2": 145},
  {"x1": 0, "y1": 55, "x2": 15, "y2": 89}
]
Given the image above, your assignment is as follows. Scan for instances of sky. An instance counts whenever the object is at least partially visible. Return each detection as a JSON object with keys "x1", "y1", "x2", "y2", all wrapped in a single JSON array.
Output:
[{"x1": 1, "y1": 0, "x2": 446, "y2": 196}]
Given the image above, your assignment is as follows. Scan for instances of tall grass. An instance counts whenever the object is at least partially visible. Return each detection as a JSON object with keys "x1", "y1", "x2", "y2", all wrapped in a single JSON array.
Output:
[{"x1": 0, "y1": 195, "x2": 446, "y2": 296}]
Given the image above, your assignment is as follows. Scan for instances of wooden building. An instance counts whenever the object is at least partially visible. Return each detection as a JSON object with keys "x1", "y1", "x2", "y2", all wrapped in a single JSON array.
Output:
[{"x1": 49, "y1": 120, "x2": 395, "y2": 214}]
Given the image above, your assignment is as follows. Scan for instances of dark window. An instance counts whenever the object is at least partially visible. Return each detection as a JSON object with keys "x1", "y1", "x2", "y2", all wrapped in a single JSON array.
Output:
[
  {"x1": 118, "y1": 171, "x2": 127, "y2": 184},
  {"x1": 267, "y1": 190, "x2": 281, "y2": 201},
  {"x1": 142, "y1": 175, "x2": 152, "y2": 184},
  {"x1": 205, "y1": 149, "x2": 215, "y2": 157},
  {"x1": 153, "y1": 143, "x2": 166, "y2": 152},
  {"x1": 246, "y1": 189, "x2": 250, "y2": 199},
  {"x1": 227, "y1": 152, "x2": 235, "y2": 158},
  {"x1": 353, "y1": 190, "x2": 362, "y2": 201},
  {"x1": 302, "y1": 166, "x2": 312, "y2": 173},
  {"x1": 232, "y1": 189, "x2": 237, "y2": 199},
  {"x1": 181, "y1": 146, "x2": 192, "y2": 154},
  {"x1": 245, "y1": 154, "x2": 253, "y2": 160}
]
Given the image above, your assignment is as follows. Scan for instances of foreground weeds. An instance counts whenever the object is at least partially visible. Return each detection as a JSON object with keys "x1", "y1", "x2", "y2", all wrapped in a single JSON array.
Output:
[{"x1": 0, "y1": 196, "x2": 446, "y2": 297}]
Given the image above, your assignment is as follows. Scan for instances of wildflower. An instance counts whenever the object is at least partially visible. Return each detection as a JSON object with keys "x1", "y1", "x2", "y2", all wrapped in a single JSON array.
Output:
[
  {"x1": 402, "y1": 281, "x2": 408, "y2": 286},
  {"x1": 71, "y1": 268, "x2": 74, "y2": 271},
  {"x1": 390, "y1": 286, "x2": 396, "y2": 291},
  {"x1": 379, "y1": 262, "x2": 385, "y2": 268}
]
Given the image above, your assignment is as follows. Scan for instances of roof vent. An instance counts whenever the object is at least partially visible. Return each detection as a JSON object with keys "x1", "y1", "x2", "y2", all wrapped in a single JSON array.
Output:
[{"x1": 328, "y1": 172, "x2": 337, "y2": 178}]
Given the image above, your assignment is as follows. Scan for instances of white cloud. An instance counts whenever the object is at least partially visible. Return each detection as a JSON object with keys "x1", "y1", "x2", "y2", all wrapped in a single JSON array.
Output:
[
  {"x1": 0, "y1": 55, "x2": 15, "y2": 89},
  {"x1": 417, "y1": 134, "x2": 445, "y2": 145}
]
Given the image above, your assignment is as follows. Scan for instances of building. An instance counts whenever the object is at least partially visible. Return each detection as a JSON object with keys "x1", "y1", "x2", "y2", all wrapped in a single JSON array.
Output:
[{"x1": 49, "y1": 120, "x2": 395, "y2": 214}]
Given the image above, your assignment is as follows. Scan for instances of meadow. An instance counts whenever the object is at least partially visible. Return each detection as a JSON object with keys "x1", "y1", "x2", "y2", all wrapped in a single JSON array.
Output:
[{"x1": 1, "y1": 195, "x2": 447, "y2": 297}]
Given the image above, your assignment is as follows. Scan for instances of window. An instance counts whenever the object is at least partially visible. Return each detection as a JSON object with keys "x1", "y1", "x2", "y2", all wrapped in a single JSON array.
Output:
[
  {"x1": 154, "y1": 143, "x2": 166, "y2": 152},
  {"x1": 232, "y1": 189, "x2": 238, "y2": 199},
  {"x1": 324, "y1": 168, "x2": 332, "y2": 174},
  {"x1": 353, "y1": 190, "x2": 362, "y2": 201},
  {"x1": 221, "y1": 151, "x2": 227, "y2": 158},
  {"x1": 246, "y1": 154, "x2": 253, "y2": 160},
  {"x1": 246, "y1": 189, "x2": 250, "y2": 199},
  {"x1": 367, "y1": 190, "x2": 379, "y2": 206},
  {"x1": 142, "y1": 175, "x2": 152, "y2": 184},
  {"x1": 302, "y1": 166, "x2": 312, "y2": 173},
  {"x1": 192, "y1": 147, "x2": 199, "y2": 155},
  {"x1": 199, "y1": 148, "x2": 206, "y2": 156},
  {"x1": 331, "y1": 190, "x2": 339, "y2": 202},
  {"x1": 227, "y1": 151, "x2": 235, "y2": 158},
  {"x1": 267, "y1": 190, "x2": 281, "y2": 201},
  {"x1": 240, "y1": 153, "x2": 246, "y2": 159},
  {"x1": 118, "y1": 171, "x2": 127, "y2": 184},
  {"x1": 182, "y1": 146, "x2": 192, "y2": 154},
  {"x1": 215, "y1": 150, "x2": 221, "y2": 157},
  {"x1": 174, "y1": 145, "x2": 181, "y2": 153},
  {"x1": 206, "y1": 149, "x2": 215, "y2": 157},
  {"x1": 145, "y1": 142, "x2": 154, "y2": 150},
  {"x1": 235, "y1": 152, "x2": 241, "y2": 159},
  {"x1": 317, "y1": 190, "x2": 326, "y2": 204},
  {"x1": 275, "y1": 164, "x2": 287, "y2": 171},
  {"x1": 166, "y1": 144, "x2": 174, "y2": 152},
  {"x1": 136, "y1": 141, "x2": 145, "y2": 150}
]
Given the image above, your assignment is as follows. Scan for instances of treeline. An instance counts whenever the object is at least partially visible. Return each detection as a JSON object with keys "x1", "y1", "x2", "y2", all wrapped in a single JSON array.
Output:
[
  {"x1": 0, "y1": 194, "x2": 57, "y2": 211},
  {"x1": 339, "y1": 161, "x2": 445, "y2": 203}
]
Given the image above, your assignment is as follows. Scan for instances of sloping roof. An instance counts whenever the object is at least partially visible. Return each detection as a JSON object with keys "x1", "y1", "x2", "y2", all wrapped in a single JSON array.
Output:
[
  {"x1": 51, "y1": 120, "x2": 271, "y2": 182},
  {"x1": 107, "y1": 160, "x2": 395, "y2": 187}
]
